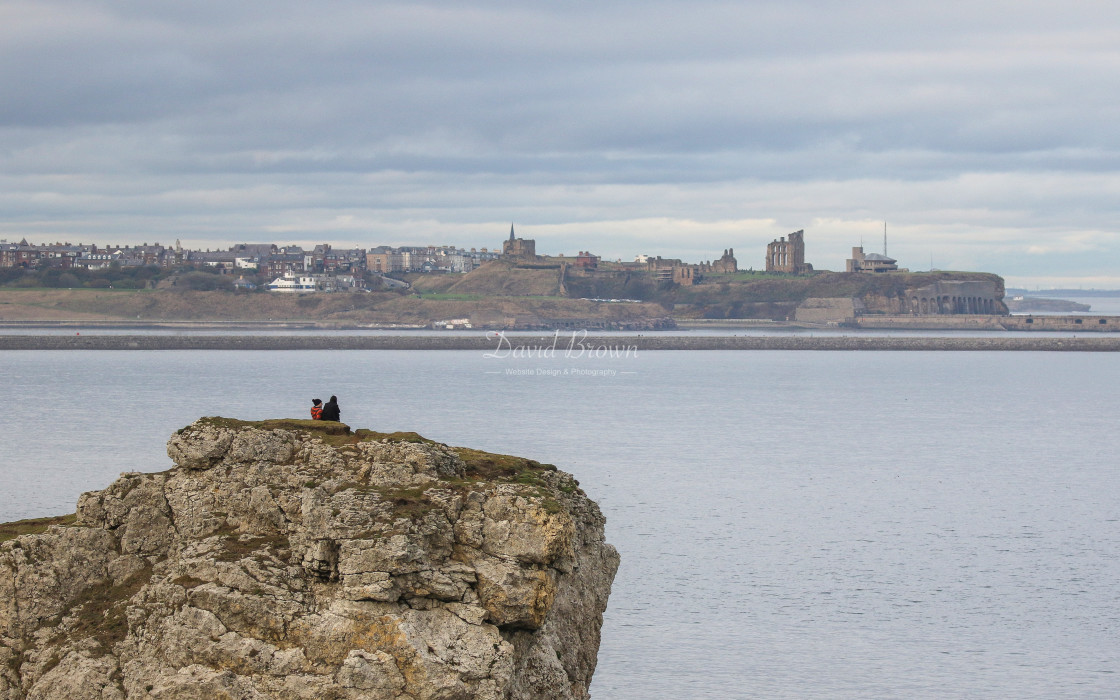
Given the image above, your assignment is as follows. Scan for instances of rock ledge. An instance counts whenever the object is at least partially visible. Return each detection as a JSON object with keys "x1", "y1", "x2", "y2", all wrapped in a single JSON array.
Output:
[{"x1": 0, "y1": 418, "x2": 619, "y2": 699}]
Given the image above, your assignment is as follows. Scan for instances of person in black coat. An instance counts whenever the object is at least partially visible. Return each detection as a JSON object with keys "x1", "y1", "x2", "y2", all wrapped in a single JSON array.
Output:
[{"x1": 321, "y1": 395, "x2": 341, "y2": 422}]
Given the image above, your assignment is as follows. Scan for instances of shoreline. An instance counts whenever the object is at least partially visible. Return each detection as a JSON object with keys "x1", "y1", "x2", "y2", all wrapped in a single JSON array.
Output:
[{"x1": 1, "y1": 334, "x2": 1119, "y2": 351}]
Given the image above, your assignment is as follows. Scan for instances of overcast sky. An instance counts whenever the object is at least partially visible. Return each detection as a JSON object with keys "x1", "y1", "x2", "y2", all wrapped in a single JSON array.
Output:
[{"x1": 2, "y1": 1, "x2": 1118, "y2": 288}]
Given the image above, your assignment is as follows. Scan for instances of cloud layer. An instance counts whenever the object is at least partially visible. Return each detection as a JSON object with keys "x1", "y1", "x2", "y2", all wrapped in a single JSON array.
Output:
[{"x1": 2, "y1": 0, "x2": 1118, "y2": 286}]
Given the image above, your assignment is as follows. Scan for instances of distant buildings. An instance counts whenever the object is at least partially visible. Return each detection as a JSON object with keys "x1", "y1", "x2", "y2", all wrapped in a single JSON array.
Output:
[
  {"x1": 707, "y1": 249, "x2": 737, "y2": 274},
  {"x1": 846, "y1": 246, "x2": 902, "y2": 273},
  {"x1": 267, "y1": 275, "x2": 319, "y2": 293},
  {"x1": 501, "y1": 224, "x2": 536, "y2": 259},
  {"x1": 366, "y1": 245, "x2": 499, "y2": 274},
  {"x1": 765, "y1": 230, "x2": 813, "y2": 274},
  {"x1": 0, "y1": 237, "x2": 501, "y2": 285},
  {"x1": 267, "y1": 273, "x2": 362, "y2": 293},
  {"x1": 0, "y1": 239, "x2": 170, "y2": 270},
  {"x1": 1, "y1": 223, "x2": 936, "y2": 293},
  {"x1": 625, "y1": 249, "x2": 735, "y2": 287},
  {"x1": 190, "y1": 249, "x2": 239, "y2": 269},
  {"x1": 574, "y1": 251, "x2": 600, "y2": 269},
  {"x1": 643, "y1": 256, "x2": 697, "y2": 285}
]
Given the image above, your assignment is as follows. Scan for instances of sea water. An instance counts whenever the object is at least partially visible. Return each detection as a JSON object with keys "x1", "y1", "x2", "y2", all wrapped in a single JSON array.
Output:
[{"x1": 1, "y1": 348, "x2": 1118, "y2": 698}]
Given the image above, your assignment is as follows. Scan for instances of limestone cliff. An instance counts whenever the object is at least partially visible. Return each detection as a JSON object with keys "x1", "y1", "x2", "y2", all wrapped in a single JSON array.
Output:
[{"x1": 0, "y1": 419, "x2": 619, "y2": 700}]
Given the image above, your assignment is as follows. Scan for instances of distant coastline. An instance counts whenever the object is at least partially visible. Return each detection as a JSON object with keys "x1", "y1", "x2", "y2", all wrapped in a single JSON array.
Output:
[{"x1": 1005, "y1": 297, "x2": 1091, "y2": 313}]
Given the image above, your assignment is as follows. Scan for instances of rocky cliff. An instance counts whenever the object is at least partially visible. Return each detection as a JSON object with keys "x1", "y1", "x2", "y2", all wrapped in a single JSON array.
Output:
[{"x1": 0, "y1": 418, "x2": 619, "y2": 700}]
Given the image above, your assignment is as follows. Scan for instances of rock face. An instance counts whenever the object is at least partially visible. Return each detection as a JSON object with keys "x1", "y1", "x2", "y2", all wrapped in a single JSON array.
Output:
[{"x1": 0, "y1": 418, "x2": 619, "y2": 699}]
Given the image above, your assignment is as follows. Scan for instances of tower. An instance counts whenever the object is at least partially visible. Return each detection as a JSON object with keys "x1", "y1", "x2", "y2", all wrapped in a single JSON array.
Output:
[{"x1": 502, "y1": 224, "x2": 536, "y2": 259}]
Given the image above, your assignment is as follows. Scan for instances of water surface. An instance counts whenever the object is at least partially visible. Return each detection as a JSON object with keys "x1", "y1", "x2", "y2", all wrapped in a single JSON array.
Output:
[{"x1": 1, "y1": 349, "x2": 1117, "y2": 698}]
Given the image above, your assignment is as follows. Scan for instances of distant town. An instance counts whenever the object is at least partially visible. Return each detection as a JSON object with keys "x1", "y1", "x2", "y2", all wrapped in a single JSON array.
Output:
[
  {"x1": 0, "y1": 237, "x2": 501, "y2": 292},
  {"x1": 2, "y1": 226, "x2": 1117, "y2": 333},
  {"x1": 0, "y1": 225, "x2": 904, "y2": 294}
]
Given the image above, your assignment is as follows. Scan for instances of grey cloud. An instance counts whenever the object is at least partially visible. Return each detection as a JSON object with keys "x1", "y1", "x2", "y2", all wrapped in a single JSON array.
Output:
[{"x1": 1, "y1": 0, "x2": 1118, "y2": 284}]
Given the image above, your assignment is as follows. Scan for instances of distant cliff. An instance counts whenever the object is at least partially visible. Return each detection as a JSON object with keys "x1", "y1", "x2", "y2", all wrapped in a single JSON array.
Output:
[
  {"x1": 0, "y1": 267, "x2": 1009, "y2": 326},
  {"x1": 657, "y1": 270, "x2": 1007, "y2": 319},
  {"x1": 1005, "y1": 296, "x2": 1091, "y2": 313},
  {"x1": 0, "y1": 419, "x2": 619, "y2": 699}
]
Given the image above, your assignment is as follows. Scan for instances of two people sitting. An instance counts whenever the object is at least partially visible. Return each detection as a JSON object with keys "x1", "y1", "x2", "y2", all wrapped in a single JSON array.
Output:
[{"x1": 310, "y1": 396, "x2": 340, "y2": 422}]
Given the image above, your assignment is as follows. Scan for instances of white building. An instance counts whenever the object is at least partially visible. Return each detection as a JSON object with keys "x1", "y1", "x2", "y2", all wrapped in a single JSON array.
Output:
[
  {"x1": 267, "y1": 275, "x2": 319, "y2": 292},
  {"x1": 267, "y1": 273, "x2": 364, "y2": 293}
]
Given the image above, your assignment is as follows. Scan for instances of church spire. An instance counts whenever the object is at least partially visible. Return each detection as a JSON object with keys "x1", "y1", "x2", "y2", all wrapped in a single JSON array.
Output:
[{"x1": 509, "y1": 223, "x2": 515, "y2": 241}]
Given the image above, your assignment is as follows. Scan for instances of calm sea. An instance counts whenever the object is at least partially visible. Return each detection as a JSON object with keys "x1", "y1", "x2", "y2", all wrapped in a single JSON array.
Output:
[{"x1": 2, "y1": 347, "x2": 1118, "y2": 698}]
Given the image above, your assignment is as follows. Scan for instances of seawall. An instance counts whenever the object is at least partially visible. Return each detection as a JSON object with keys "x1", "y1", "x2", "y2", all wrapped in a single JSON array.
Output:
[{"x1": 1, "y1": 334, "x2": 1119, "y2": 351}]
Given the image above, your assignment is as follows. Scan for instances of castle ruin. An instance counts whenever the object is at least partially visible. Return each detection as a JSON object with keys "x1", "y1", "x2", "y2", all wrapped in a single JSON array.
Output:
[
  {"x1": 644, "y1": 256, "x2": 700, "y2": 285},
  {"x1": 703, "y1": 249, "x2": 737, "y2": 274},
  {"x1": 638, "y1": 249, "x2": 735, "y2": 286},
  {"x1": 765, "y1": 230, "x2": 812, "y2": 274}
]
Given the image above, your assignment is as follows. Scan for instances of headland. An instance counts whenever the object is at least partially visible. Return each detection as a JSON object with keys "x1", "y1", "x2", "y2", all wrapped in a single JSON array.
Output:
[
  {"x1": 3, "y1": 257, "x2": 1116, "y2": 335},
  {"x1": 0, "y1": 418, "x2": 619, "y2": 699}
]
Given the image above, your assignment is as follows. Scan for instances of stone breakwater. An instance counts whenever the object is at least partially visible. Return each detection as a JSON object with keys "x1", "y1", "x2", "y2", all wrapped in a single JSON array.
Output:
[
  {"x1": 0, "y1": 419, "x2": 619, "y2": 700},
  {"x1": 1, "y1": 334, "x2": 1119, "y2": 351}
]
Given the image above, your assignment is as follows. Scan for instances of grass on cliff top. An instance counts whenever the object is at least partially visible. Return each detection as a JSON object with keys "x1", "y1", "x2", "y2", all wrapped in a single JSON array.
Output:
[
  {"x1": 0, "y1": 514, "x2": 76, "y2": 543},
  {"x1": 192, "y1": 416, "x2": 435, "y2": 446},
  {"x1": 453, "y1": 447, "x2": 557, "y2": 485},
  {"x1": 195, "y1": 416, "x2": 351, "y2": 436},
  {"x1": 450, "y1": 450, "x2": 567, "y2": 514}
]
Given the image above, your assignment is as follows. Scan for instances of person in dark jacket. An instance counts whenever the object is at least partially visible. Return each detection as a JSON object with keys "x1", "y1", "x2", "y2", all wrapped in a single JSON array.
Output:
[{"x1": 321, "y1": 395, "x2": 341, "y2": 422}]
